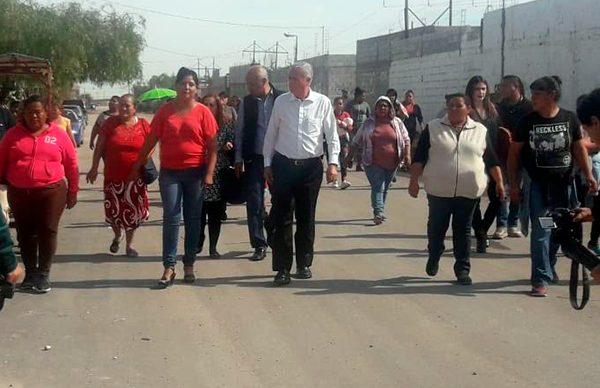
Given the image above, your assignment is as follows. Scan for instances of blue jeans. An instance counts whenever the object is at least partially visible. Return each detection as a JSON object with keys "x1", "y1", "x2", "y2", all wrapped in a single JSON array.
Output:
[
  {"x1": 159, "y1": 167, "x2": 205, "y2": 268},
  {"x1": 529, "y1": 178, "x2": 573, "y2": 286},
  {"x1": 244, "y1": 155, "x2": 267, "y2": 249},
  {"x1": 497, "y1": 198, "x2": 520, "y2": 228},
  {"x1": 364, "y1": 165, "x2": 397, "y2": 217}
]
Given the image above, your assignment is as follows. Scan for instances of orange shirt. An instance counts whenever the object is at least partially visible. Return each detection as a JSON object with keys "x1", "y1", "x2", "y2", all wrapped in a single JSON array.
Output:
[{"x1": 151, "y1": 102, "x2": 218, "y2": 170}]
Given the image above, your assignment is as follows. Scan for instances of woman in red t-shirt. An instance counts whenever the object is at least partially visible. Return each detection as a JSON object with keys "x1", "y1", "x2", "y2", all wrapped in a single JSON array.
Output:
[
  {"x1": 87, "y1": 94, "x2": 151, "y2": 258},
  {"x1": 128, "y1": 67, "x2": 218, "y2": 288}
]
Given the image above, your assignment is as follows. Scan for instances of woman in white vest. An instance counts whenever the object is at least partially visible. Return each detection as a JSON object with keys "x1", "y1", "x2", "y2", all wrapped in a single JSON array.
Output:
[{"x1": 408, "y1": 93, "x2": 505, "y2": 285}]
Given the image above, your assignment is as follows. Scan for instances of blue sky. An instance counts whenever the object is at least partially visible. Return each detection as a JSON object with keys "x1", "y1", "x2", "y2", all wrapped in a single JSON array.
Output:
[{"x1": 36, "y1": 0, "x2": 532, "y2": 98}]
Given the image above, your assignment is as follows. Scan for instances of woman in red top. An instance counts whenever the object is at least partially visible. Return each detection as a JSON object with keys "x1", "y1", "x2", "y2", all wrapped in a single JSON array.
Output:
[
  {"x1": 0, "y1": 95, "x2": 79, "y2": 293},
  {"x1": 129, "y1": 67, "x2": 218, "y2": 288},
  {"x1": 87, "y1": 94, "x2": 151, "y2": 258}
]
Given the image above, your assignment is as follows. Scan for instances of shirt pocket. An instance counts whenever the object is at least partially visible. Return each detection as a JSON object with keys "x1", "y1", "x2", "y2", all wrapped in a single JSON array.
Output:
[{"x1": 306, "y1": 116, "x2": 323, "y2": 136}]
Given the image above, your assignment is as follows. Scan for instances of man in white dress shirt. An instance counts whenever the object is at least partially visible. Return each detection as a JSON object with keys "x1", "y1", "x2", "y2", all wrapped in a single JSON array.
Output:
[{"x1": 263, "y1": 62, "x2": 341, "y2": 285}]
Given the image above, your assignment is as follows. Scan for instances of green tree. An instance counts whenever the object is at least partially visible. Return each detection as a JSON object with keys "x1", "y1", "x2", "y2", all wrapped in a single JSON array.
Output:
[
  {"x1": 0, "y1": 0, "x2": 145, "y2": 96},
  {"x1": 132, "y1": 73, "x2": 177, "y2": 97}
]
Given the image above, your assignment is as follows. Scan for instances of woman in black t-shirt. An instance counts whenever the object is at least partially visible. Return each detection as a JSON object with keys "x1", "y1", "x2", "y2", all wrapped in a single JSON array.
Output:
[{"x1": 508, "y1": 76, "x2": 596, "y2": 297}]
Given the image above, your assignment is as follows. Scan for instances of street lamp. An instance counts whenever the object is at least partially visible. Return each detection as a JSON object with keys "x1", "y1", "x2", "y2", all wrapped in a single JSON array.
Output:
[{"x1": 284, "y1": 32, "x2": 298, "y2": 63}]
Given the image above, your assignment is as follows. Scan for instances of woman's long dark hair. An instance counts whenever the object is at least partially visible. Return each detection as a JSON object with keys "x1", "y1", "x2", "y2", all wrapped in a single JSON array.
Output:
[
  {"x1": 465, "y1": 75, "x2": 498, "y2": 119},
  {"x1": 202, "y1": 94, "x2": 224, "y2": 128}
]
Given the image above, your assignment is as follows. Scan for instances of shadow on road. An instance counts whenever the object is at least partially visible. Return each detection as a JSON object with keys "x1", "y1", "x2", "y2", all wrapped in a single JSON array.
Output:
[
  {"x1": 65, "y1": 220, "x2": 163, "y2": 229},
  {"x1": 47, "y1": 266, "x2": 574, "y2": 300},
  {"x1": 53, "y1": 251, "x2": 253, "y2": 264},
  {"x1": 49, "y1": 275, "x2": 540, "y2": 297}
]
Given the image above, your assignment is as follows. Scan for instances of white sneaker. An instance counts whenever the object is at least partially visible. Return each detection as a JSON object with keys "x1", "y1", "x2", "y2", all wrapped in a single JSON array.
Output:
[
  {"x1": 340, "y1": 180, "x2": 351, "y2": 190},
  {"x1": 492, "y1": 227, "x2": 508, "y2": 240},
  {"x1": 507, "y1": 227, "x2": 523, "y2": 238},
  {"x1": 329, "y1": 181, "x2": 338, "y2": 188}
]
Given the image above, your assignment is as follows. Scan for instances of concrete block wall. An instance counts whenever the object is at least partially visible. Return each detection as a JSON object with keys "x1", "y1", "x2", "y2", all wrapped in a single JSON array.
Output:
[
  {"x1": 385, "y1": 0, "x2": 600, "y2": 123},
  {"x1": 358, "y1": 26, "x2": 481, "y2": 107}
]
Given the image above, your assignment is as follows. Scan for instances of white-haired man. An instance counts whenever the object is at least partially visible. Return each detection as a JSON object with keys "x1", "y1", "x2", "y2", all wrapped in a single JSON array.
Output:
[{"x1": 263, "y1": 62, "x2": 340, "y2": 285}]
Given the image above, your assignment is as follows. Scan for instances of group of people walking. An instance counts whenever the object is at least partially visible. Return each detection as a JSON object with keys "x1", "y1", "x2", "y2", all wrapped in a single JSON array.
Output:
[{"x1": 1, "y1": 61, "x2": 600, "y2": 298}]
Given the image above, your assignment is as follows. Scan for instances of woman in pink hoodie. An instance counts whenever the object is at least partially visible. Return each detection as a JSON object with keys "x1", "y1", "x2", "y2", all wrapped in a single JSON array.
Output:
[{"x1": 0, "y1": 95, "x2": 79, "y2": 294}]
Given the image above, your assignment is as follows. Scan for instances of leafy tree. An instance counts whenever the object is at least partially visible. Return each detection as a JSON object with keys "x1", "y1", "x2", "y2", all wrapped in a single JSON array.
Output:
[
  {"x1": 0, "y1": 0, "x2": 146, "y2": 96},
  {"x1": 132, "y1": 73, "x2": 176, "y2": 97}
]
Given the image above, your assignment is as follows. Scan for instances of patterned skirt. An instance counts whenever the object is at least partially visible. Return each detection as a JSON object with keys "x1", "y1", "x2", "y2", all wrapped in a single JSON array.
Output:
[{"x1": 104, "y1": 179, "x2": 150, "y2": 231}]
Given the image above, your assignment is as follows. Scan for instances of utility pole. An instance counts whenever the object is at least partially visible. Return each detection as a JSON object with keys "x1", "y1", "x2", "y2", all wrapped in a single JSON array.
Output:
[
  {"x1": 321, "y1": 26, "x2": 325, "y2": 56},
  {"x1": 449, "y1": 0, "x2": 453, "y2": 26},
  {"x1": 283, "y1": 33, "x2": 299, "y2": 63},
  {"x1": 501, "y1": 0, "x2": 506, "y2": 77},
  {"x1": 197, "y1": 58, "x2": 201, "y2": 77},
  {"x1": 404, "y1": 0, "x2": 409, "y2": 38}
]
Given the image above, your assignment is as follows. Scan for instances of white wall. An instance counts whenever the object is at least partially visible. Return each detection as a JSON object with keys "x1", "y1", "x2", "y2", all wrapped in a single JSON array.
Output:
[{"x1": 389, "y1": 0, "x2": 600, "y2": 123}]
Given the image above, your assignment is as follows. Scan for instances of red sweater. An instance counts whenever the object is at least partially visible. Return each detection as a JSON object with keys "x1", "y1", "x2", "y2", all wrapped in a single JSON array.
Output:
[{"x1": 0, "y1": 123, "x2": 79, "y2": 193}]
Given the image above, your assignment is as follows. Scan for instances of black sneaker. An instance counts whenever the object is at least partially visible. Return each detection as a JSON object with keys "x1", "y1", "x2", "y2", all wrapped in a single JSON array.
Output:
[
  {"x1": 18, "y1": 273, "x2": 36, "y2": 290},
  {"x1": 33, "y1": 274, "x2": 51, "y2": 293}
]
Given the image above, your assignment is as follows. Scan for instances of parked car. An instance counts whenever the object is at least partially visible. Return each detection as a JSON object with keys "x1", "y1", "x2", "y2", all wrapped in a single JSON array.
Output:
[
  {"x1": 63, "y1": 105, "x2": 87, "y2": 127},
  {"x1": 63, "y1": 99, "x2": 88, "y2": 126},
  {"x1": 88, "y1": 103, "x2": 97, "y2": 110},
  {"x1": 63, "y1": 108, "x2": 84, "y2": 147}
]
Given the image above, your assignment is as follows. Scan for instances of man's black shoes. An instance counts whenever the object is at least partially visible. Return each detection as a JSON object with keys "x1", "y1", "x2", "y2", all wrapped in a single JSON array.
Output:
[
  {"x1": 249, "y1": 248, "x2": 267, "y2": 262},
  {"x1": 274, "y1": 269, "x2": 291, "y2": 286},
  {"x1": 296, "y1": 267, "x2": 312, "y2": 279}
]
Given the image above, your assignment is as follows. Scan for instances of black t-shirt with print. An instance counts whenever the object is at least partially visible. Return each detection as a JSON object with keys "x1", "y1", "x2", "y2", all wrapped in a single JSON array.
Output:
[{"x1": 515, "y1": 109, "x2": 582, "y2": 180}]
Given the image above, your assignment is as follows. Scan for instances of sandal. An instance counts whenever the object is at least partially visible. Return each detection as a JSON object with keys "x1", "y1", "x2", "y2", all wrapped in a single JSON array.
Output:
[
  {"x1": 183, "y1": 266, "x2": 195, "y2": 283},
  {"x1": 126, "y1": 247, "x2": 139, "y2": 258},
  {"x1": 158, "y1": 267, "x2": 176, "y2": 288},
  {"x1": 109, "y1": 236, "x2": 123, "y2": 254}
]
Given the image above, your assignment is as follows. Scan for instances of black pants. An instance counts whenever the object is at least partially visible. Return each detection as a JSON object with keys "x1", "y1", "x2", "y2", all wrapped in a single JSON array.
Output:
[
  {"x1": 427, "y1": 194, "x2": 479, "y2": 277},
  {"x1": 472, "y1": 180, "x2": 502, "y2": 238},
  {"x1": 198, "y1": 200, "x2": 226, "y2": 254},
  {"x1": 270, "y1": 153, "x2": 323, "y2": 272},
  {"x1": 339, "y1": 137, "x2": 349, "y2": 180}
]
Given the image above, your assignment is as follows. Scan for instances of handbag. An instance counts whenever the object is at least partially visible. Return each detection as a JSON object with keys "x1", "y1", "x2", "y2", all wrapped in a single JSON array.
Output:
[
  {"x1": 141, "y1": 158, "x2": 158, "y2": 185},
  {"x1": 220, "y1": 166, "x2": 247, "y2": 205}
]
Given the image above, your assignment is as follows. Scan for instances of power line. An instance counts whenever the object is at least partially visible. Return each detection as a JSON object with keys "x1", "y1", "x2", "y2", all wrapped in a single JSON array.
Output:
[{"x1": 106, "y1": 1, "x2": 321, "y2": 30}]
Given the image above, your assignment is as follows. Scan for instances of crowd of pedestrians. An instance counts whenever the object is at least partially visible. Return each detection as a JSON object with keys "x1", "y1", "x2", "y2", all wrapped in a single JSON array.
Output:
[{"x1": 2, "y1": 62, "x2": 600, "y2": 297}]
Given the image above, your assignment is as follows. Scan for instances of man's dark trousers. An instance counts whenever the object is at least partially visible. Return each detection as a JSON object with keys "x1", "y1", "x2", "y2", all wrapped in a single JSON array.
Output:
[{"x1": 270, "y1": 153, "x2": 323, "y2": 272}]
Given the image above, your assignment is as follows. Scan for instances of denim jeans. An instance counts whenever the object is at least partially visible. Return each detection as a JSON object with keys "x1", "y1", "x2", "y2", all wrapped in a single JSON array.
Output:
[
  {"x1": 364, "y1": 165, "x2": 397, "y2": 217},
  {"x1": 528, "y1": 178, "x2": 573, "y2": 286},
  {"x1": 497, "y1": 198, "x2": 520, "y2": 228},
  {"x1": 159, "y1": 167, "x2": 205, "y2": 268},
  {"x1": 427, "y1": 195, "x2": 479, "y2": 277},
  {"x1": 244, "y1": 155, "x2": 267, "y2": 249}
]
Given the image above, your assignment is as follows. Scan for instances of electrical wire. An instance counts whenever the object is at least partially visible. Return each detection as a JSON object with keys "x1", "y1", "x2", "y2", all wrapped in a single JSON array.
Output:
[{"x1": 105, "y1": 0, "x2": 321, "y2": 30}]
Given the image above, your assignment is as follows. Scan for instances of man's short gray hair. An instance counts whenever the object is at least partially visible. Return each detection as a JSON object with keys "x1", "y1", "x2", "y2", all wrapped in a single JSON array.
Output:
[{"x1": 290, "y1": 61, "x2": 313, "y2": 79}]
